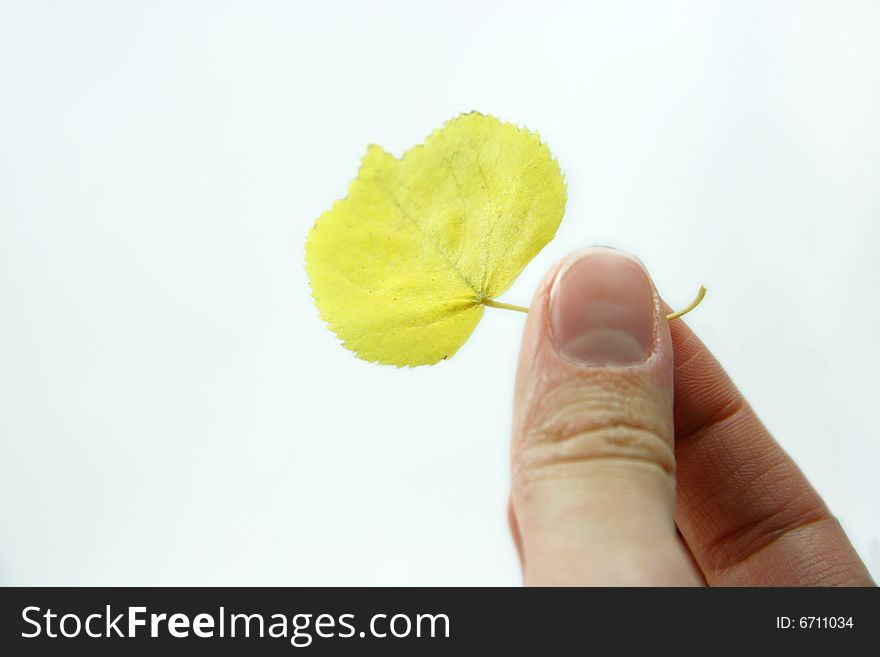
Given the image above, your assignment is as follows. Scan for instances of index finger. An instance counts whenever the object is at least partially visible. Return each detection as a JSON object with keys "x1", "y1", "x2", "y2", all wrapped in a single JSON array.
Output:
[{"x1": 668, "y1": 315, "x2": 873, "y2": 586}]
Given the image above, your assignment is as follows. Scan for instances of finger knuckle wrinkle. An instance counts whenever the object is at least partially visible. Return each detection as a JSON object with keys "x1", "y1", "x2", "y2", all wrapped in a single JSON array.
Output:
[
  {"x1": 706, "y1": 485, "x2": 831, "y2": 575},
  {"x1": 520, "y1": 408, "x2": 675, "y2": 479}
]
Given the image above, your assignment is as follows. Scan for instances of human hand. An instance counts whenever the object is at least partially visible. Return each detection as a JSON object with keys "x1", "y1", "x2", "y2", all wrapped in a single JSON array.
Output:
[{"x1": 508, "y1": 247, "x2": 874, "y2": 586}]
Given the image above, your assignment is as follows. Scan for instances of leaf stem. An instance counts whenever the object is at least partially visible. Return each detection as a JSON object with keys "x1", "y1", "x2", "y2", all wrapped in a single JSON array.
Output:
[
  {"x1": 665, "y1": 285, "x2": 706, "y2": 320},
  {"x1": 483, "y1": 284, "x2": 707, "y2": 320},
  {"x1": 482, "y1": 298, "x2": 529, "y2": 314}
]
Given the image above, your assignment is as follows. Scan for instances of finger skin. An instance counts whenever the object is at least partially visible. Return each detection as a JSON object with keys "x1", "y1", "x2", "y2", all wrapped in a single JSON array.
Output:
[
  {"x1": 510, "y1": 250, "x2": 702, "y2": 586},
  {"x1": 668, "y1": 316, "x2": 874, "y2": 586}
]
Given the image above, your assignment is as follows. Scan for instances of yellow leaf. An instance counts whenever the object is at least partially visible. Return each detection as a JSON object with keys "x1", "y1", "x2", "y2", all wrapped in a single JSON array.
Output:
[{"x1": 305, "y1": 112, "x2": 567, "y2": 366}]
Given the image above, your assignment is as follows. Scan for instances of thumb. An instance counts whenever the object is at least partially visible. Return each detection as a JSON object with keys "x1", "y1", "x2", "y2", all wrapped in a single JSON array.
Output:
[{"x1": 510, "y1": 247, "x2": 702, "y2": 586}]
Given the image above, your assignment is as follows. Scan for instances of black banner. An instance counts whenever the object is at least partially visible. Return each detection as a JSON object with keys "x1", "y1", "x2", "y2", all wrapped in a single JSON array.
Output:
[{"x1": 1, "y1": 587, "x2": 876, "y2": 654}]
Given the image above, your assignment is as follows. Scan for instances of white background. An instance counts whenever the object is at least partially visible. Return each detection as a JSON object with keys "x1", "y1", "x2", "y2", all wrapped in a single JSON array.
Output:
[{"x1": 1, "y1": 1, "x2": 878, "y2": 585}]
